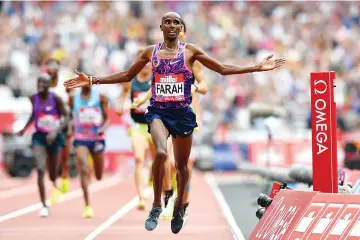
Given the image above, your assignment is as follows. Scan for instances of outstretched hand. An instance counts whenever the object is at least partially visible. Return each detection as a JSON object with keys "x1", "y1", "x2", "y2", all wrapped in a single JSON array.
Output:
[
  {"x1": 258, "y1": 55, "x2": 286, "y2": 71},
  {"x1": 63, "y1": 69, "x2": 90, "y2": 89},
  {"x1": 132, "y1": 99, "x2": 143, "y2": 110}
]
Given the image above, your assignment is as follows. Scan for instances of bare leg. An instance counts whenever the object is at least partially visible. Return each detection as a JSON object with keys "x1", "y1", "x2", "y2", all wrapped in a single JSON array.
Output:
[
  {"x1": 145, "y1": 119, "x2": 169, "y2": 231},
  {"x1": 75, "y1": 146, "x2": 90, "y2": 206},
  {"x1": 163, "y1": 138, "x2": 174, "y2": 192},
  {"x1": 47, "y1": 151, "x2": 60, "y2": 188},
  {"x1": 183, "y1": 160, "x2": 194, "y2": 204},
  {"x1": 170, "y1": 134, "x2": 193, "y2": 234},
  {"x1": 172, "y1": 134, "x2": 193, "y2": 209},
  {"x1": 33, "y1": 145, "x2": 48, "y2": 207},
  {"x1": 90, "y1": 152, "x2": 104, "y2": 181},
  {"x1": 60, "y1": 136, "x2": 71, "y2": 178},
  {"x1": 149, "y1": 119, "x2": 169, "y2": 207}
]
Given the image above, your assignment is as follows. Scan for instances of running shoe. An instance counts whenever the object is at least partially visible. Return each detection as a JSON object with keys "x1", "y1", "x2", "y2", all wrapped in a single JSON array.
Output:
[
  {"x1": 83, "y1": 205, "x2": 94, "y2": 218},
  {"x1": 39, "y1": 207, "x2": 49, "y2": 218},
  {"x1": 145, "y1": 206, "x2": 162, "y2": 231},
  {"x1": 171, "y1": 199, "x2": 186, "y2": 234},
  {"x1": 50, "y1": 188, "x2": 63, "y2": 204},
  {"x1": 60, "y1": 177, "x2": 70, "y2": 193}
]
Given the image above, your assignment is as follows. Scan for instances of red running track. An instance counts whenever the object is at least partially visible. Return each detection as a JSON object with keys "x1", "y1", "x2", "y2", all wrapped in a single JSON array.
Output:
[{"x1": 0, "y1": 170, "x2": 238, "y2": 240}]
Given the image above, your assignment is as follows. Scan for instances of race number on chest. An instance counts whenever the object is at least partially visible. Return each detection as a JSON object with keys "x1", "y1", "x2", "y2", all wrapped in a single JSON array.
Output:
[
  {"x1": 38, "y1": 113, "x2": 60, "y2": 133},
  {"x1": 155, "y1": 74, "x2": 185, "y2": 102},
  {"x1": 78, "y1": 107, "x2": 102, "y2": 127}
]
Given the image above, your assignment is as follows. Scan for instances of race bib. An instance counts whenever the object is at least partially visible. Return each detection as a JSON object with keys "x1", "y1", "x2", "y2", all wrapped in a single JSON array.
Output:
[
  {"x1": 155, "y1": 74, "x2": 185, "y2": 102},
  {"x1": 78, "y1": 107, "x2": 102, "y2": 127},
  {"x1": 133, "y1": 91, "x2": 149, "y2": 113},
  {"x1": 37, "y1": 113, "x2": 60, "y2": 133}
]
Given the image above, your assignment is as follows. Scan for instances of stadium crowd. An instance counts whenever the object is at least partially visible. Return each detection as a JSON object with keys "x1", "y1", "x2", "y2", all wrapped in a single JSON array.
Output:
[{"x1": 0, "y1": 1, "x2": 359, "y2": 140}]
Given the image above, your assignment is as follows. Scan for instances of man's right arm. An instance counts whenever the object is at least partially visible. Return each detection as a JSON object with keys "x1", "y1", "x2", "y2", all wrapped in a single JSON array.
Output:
[
  {"x1": 64, "y1": 45, "x2": 155, "y2": 89},
  {"x1": 96, "y1": 46, "x2": 154, "y2": 84}
]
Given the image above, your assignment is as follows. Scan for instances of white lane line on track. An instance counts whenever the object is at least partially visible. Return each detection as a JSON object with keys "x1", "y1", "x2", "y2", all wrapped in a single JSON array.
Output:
[
  {"x1": 204, "y1": 172, "x2": 246, "y2": 240},
  {"x1": 84, "y1": 187, "x2": 152, "y2": 240},
  {"x1": 0, "y1": 174, "x2": 122, "y2": 223}
]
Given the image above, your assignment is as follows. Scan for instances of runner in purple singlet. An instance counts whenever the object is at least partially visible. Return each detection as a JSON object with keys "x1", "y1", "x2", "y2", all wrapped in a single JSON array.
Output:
[
  {"x1": 16, "y1": 73, "x2": 69, "y2": 217},
  {"x1": 64, "y1": 12, "x2": 285, "y2": 234}
]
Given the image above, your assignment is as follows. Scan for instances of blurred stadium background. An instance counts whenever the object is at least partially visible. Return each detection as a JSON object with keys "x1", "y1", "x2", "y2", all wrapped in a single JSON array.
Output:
[{"x1": 0, "y1": 1, "x2": 360, "y2": 238}]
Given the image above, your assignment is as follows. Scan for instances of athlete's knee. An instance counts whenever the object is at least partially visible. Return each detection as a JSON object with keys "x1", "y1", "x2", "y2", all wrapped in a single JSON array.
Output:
[
  {"x1": 134, "y1": 156, "x2": 145, "y2": 167},
  {"x1": 155, "y1": 150, "x2": 167, "y2": 164},
  {"x1": 79, "y1": 165, "x2": 88, "y2": 177},
  {"x1": 77, "y1": 158, "x2": 89, "y2": 177},
  {"x1": 175, "y1": 161, "x2": 189, "y2": 174}
]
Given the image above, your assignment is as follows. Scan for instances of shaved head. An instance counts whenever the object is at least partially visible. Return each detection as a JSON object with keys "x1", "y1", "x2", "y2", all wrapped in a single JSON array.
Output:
[
  {"x1": 160, "y1": 11, "x2": 183, "y2": 41},
  {"x1": 162, "y1": 12, "x2": 181, "y2": 23}
]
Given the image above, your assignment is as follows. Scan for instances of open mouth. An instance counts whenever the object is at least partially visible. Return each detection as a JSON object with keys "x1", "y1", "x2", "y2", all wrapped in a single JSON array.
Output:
[{"x1": 169, "y1": 30, "x2": 176, "y2": 35}]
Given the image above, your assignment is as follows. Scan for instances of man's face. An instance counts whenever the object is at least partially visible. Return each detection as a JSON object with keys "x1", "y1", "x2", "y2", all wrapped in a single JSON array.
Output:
[
  {"x1": 37, "y1": 78, "x2": 50, "y2": 93},
  {"x1": 161, "y1": 15, "x2": 182, "y2": 40}
]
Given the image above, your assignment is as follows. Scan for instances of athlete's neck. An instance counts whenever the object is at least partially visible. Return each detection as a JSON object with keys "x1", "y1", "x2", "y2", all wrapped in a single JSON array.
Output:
[
  {"x1": 38, "y1": 91, "x2": 49, "y2": 100},
  {"x1": 163, "y1": 39, "x2": 178, "y2": 51},
  {"x1": 81, "y1": 88, "x2": 91, "y2": 100}
]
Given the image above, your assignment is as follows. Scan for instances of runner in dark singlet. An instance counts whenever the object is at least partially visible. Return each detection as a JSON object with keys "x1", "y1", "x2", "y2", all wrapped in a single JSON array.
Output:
[
  {"x1": 16, "y1": 73, "x2": 69, "y2": 217},
  {"x1": 64, "y1": 12, "x2": 285, "y2": 234}
]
